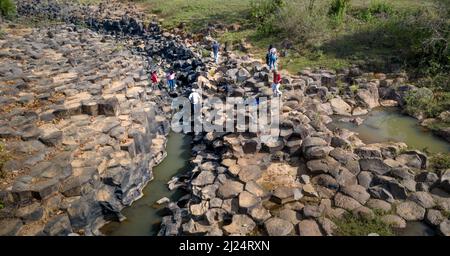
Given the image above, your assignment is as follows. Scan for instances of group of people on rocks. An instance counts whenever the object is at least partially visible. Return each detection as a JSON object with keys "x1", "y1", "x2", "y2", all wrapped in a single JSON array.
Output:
[
  {"x1": 148, "y1": 40, "x2": 283, "y2": 111},
  {"x1": 266, "y1": 44, "x2": 282, "y2": 97}
]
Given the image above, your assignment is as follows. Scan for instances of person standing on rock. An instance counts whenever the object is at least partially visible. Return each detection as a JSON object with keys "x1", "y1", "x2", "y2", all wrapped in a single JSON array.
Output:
[
  {"x1": 212, "y1": 41, "x2": 220, "y2": 64},
  {"x1": 268, "y1": 48, "x2": 278, "y2": 71},
  {"x1": 151, "y1": 71, "x2": 159, "y2": 91},
  {"x1": 189, "y1": 88, "x2": 202, "y2": 128},
  {"x1": 266, "y1": 44, "x2": 273, "y2": 66},
  {"x1": 166, "y1": 70, "x2": 176, "y2": 92},
  {"x1": 272, "y1": 70, "x2": 282, "y2": 97}
]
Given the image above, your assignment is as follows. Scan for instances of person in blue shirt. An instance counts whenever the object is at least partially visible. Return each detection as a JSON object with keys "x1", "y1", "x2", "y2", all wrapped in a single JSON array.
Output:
[{"x1": 212, "y1": 41, "x2": 220, "y2": 64}]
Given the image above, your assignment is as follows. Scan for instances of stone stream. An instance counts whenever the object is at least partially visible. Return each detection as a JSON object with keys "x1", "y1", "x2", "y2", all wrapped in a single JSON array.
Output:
[{"x1": 0, "y1": 0, "x2": 449, "y2": 236}]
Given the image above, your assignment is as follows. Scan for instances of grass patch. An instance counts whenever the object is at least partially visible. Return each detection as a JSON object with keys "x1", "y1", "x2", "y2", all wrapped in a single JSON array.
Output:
[
  {"x1": 0, "y1": 200, "x2": 4, "y2": 210},
  {"x1": 0, "y1": 142, "x2": 10, "y2": 179},
  {"x1": 142, "y1": 0, "x2": 251, "y2": 32},
  {"x1": 334, "y1": 213, "x2": 394, "y2": 236},
  {"x1": 0, "y1": 0, "x2": 16, "y2": 19},
  {"x1": 429, "y1": 153, "x2": 450, "y2": 171}
]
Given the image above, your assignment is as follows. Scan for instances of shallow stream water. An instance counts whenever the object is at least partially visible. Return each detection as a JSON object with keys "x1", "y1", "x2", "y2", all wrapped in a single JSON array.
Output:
[
  {"x1": 329, "y1": 107, "x2": 450, "y2": 153},
  {"x1": 101, "y1": 132, "x2": 191, "y2": 236}
]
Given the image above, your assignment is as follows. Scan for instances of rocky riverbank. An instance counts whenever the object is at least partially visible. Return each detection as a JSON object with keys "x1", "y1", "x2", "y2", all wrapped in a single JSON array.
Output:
[
  {"x1": 0, "y1": 0, "x2": 205, "y2": 235},
  {"x1": 0, "y1": 0, "x2": 449, "y2": 236},
  {"x1": 158, "y1": 46, "x2": 450, "y2": 236}
]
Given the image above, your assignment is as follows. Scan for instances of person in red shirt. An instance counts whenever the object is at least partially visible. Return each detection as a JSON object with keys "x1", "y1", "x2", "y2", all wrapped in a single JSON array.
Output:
[
  {"x1": 151, "y1": 71, "x2": 158, "y2": 91},
  {"x1": 272, "y1": 71, "x2": 282, "y2": 97}
]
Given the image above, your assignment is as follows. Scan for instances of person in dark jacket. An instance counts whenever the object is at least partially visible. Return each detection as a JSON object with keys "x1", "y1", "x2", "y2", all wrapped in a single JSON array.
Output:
[{"x1": 212, "y1": 41, "x2": 220, "y2": 64}]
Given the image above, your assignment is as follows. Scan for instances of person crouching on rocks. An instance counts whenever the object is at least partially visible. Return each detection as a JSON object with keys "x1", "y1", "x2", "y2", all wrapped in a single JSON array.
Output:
[
  {"x1": 212, "y1": 41, "x2": 220, "y2": 64},
  {"x1": 151, "y1": 71, "x2": 159, "y2": 91},
  {"x1": 166, "y1": 70, "x2": 176, "y2": 92},
  {"x1": 272, "y1": 70, "x2": 282, "y2": 97}
]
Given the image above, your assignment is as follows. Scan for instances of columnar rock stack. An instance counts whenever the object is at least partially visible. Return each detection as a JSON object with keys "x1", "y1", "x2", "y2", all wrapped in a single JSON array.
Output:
[
  {"x1": 0, "y1": 0, "x2": 207, "y2": 236},
  {"x1": 159, "y1": 48, "x2": 450, "y2": 236}
]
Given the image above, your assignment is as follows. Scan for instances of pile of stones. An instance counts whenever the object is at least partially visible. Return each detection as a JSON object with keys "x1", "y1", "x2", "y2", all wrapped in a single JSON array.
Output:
[
  {"x1": 158, "y1": 47, "x2": 450, "y2": 236},
  {"x1": 0, "y1": 0, "x2": 206, "y2": 236}
]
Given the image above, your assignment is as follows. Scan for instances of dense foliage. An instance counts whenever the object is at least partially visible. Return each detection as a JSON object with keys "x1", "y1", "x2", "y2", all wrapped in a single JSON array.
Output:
[{"x1": 0, "y1": 0, "x2": 16, "y2": 19}]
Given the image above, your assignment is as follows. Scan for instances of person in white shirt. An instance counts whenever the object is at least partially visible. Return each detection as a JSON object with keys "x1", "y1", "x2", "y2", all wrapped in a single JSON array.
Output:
[{"x1": 188, "y1": 88, "x2": 202, "y2": 114}]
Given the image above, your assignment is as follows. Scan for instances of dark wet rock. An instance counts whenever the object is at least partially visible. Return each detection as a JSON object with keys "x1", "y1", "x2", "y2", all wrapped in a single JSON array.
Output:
[
  {"x1": 368, "y1": 186, "x2": 394, "y2": 203},
  {"x1": 43, "y1": 214, "x2": 73, "y2": 236},
  {"x1": 359, "y1": 158, "x2": 391, "y2": 175},
  {"x1": 0, "y1": 218, "x2": 23, "y2": 236},
  {"x1": 15, "y1": 202, "x2": 44, "y2": 223},
  {"x1": 311, "y1": 174, "x2": 339, "y2": 191}
]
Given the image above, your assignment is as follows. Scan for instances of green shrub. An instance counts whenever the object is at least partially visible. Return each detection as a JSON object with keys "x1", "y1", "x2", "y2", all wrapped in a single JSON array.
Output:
[
  {"x1": 404, "y1": 87, "x2": 442, "y2": 118},
  {"x1": 0, "y1": 0, "x2": 16, "y2": 19},
  {"x1": 334, "y1": 213, "x2": 394, "y2": 236},
  {"x1": 274, "y1": 0, "x2": 330, "y2": 47},
  {"x1": 430, "y1": 153, "x2": 450, "y2": 171},
  {"x1": 0, "y1": 142, "x2": 9, "y2": 179},
  {"x1": 249, "y1": 0, "x2": 285, "y2": 35},
  {"x1": 329, "y1": 0, "x2": 350, "y2": 25},
  {"x1": 357, "y1": 0, "x2": 394, "y2": 22}
]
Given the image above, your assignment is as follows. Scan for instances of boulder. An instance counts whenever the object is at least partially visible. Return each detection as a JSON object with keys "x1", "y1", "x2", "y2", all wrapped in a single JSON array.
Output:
[
  {"x1": 396, "y1": 201, "x2": 426, "y2": 221},
  {"x1": 217, "y1": 180, "x2": 244, "y2": 199},
  {"x1": 307, "y1": 157, "x2": 340, "y2": 174},
  {"x1": 365, "y1": 199, "x2": 391, "y2": 213},
  {"x1": 334, "y1": 193, "x2": 362, "y2": 211},
  {"x1": 330, "y1": 97, "x2": 352, "y2": 116},
  {"x1": 222, "y1": 214, "x2": 256, "y2": 235},
  {"x1": 275, "y1": 208, "x2": 302, "y2": 224},
  {"x1": 298, "y1": 219, "x2": 323, "y2": 236},
  {"x1": 340, "y1": 185, "x2": 370, "y2": 205},
  {"x1": 303, "y1": 205, "x2": 324, "y2": 218},
  {"x1": 0, "y1": 218, "x2": 23, "y2": 236},
  {"x1": 192, "y1": 171, "x2": 216, "y2": 187},
  {"x1": 238, "y1": 191, "x2": 260, "y2": 210},
  {"x1": 425, "y1": 209, "x2": 445, "y2": 226},
  {"x1": 43, "y1": 214, "x2": 72, "y2": 236},
  {"x1": 238, "y1": 165, "x2": 262, "y2": 183},
  {"x1": 359, "y1": 158, "x2": 391, "y2": 175},
  {"x1": 439, "y1": 219, "x2": 450, "y2": 236},
  {"x1": 380, "y1": 215, "x2": 406, "y2": 228},
  {"x1": 248, "y1": 204, "x2": 272, "y2": 223},
  {"x1": 408, "y1": 192, "x2": 435, "y2": 209},
  {"x1": 264, "y1": 217, "x2": 294, "y2": 236},
  {"x1": 271, "y1": 187, "x2": 296, "y2": 204}
]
